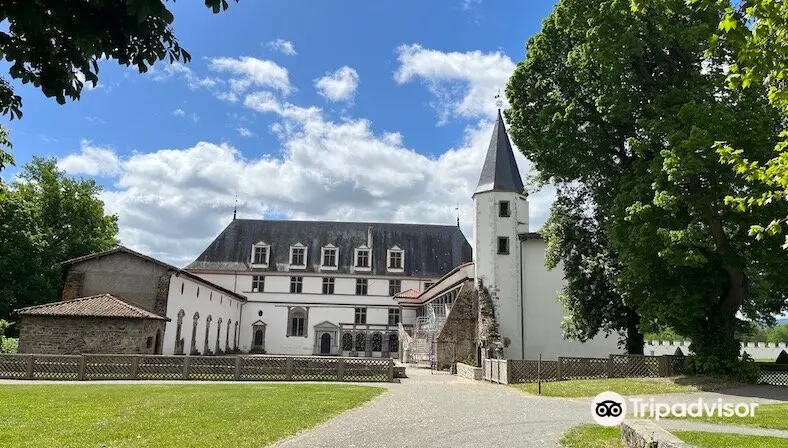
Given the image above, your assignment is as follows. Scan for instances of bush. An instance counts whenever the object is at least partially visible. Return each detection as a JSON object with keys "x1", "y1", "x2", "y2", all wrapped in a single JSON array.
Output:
[
  {"x1": 683, "y1": 353, "x2": 760, "y2": 383},
  {"x1": 1, "y1": 337, "x2": 18, "y2": 353}
]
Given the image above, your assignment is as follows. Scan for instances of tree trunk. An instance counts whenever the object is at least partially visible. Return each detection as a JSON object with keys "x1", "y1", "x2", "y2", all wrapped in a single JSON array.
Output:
[
  {"x1": 690, "y1": 267, "x2": 746, "y2": 362},
  {"x1": 625, "y1": 308, "x2": 644, "y2": 355}
]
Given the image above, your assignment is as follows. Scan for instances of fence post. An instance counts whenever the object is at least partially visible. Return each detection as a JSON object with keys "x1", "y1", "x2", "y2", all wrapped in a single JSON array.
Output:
[
  {"x1": 285, "y1": 357, "x2": 293, "y2": 381},
  {"x1": 556, "y1": 357, "x2": 564, "y2": 381},
  {"x1": 337, "y1": 358, "x2": 345, "y2": 382},
  {"x1": 607, "y1": 354, "x2": 614, "y2": 379},
  {"x1": 504, "y1": 360, "x2": 511, "y2": 384},
  {"x1": 387, "y1": 358, "x2": 394, "y2": 382},
  {"x1": 234, "y1": 356, "x2": 242, "y2": 380},
  {"x1": 77, "y1": 355, "x2": 86, "y2": 381},
  {"x1": 537, "y1": 354, "x2": 542, "y2": 396},
  {"x1": 182, "y1": 356, "x2": 191, "y2": 380},
  {"x1": 130, "y1": 355, "x2": 139, "y2": 379},
  {"x1": 25, "y1": 354, "x2": 34, "y2": 380},
  {"x1": 659, "y1": 355, "x2": 669, "y2": 377}
]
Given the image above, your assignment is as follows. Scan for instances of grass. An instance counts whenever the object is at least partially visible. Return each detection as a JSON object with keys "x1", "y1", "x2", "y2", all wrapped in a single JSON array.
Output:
[
  {"x1": 561, "y1": 424, "x2": 788, "y2": 448},
  {"x1": 0, "y1": 383, "x2": 384, "y2": 447},
  {"x1": 513, "y1": 376, "x2": 738, "y2": 398},
  {"x1": 674, "y1": 403, "x2": 788, "y2": 431}
]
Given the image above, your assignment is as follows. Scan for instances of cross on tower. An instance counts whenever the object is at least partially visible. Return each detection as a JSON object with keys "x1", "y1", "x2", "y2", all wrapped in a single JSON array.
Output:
[{"x1": 495, "y1": 89, "x2": 503, "y2": 110}]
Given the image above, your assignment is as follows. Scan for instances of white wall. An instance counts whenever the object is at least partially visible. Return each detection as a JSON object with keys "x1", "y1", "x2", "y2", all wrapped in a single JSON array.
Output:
[
  {"x1": 162, "y1": 275, "x2": 242, "y2": 355},
  {"x1": 521, "y1": 240, "x2": 619, "y2": 360},
  {"x1": 194, "y1": 273, "x2": 423, "y2": 297},
  {"x1": 645, "y1": 340, "x2": 788, "y2": 360}
]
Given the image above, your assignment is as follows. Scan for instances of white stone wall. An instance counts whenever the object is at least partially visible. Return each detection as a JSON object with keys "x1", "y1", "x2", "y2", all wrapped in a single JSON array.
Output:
[
  {"x1": 521, "y1": 239, "x2": 619, "y2": 360},
  {"x1": 645, "y1": 340, "x2": 788, "y2": 360},
  {"x1": 162, "y1": 275, "x2": 242, "y2": 355},
  {"x1": 473, "y1": 190, "x2": 529, "y2": 359}
]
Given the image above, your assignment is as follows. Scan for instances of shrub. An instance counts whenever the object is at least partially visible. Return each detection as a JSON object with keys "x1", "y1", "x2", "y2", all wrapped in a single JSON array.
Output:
[
  {"x1": 1, "y1": 337, "x2": 18, "y2": 354},
  {"x1": 683, "y1": 353, "x2": 760, "y2": 383}
]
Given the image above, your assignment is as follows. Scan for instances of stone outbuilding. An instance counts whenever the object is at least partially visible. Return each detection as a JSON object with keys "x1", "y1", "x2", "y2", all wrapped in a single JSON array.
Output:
[{"x1": 16, "y1": 294, "x2": 169, "y2": 355}]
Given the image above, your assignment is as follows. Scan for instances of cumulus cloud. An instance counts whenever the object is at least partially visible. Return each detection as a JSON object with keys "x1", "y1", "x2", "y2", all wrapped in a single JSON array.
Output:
[
  {"x1": 394, "y1": 44, "x2": 515, "y2": 123},
  {"x1": 314, "y1": 66, "x2": 359, "y2": 102},
  {"x1": 172, "y1": 108, "x2": 186, "y2": 117},
  {"x1": 149, "y1": 62, "x2": 220, "y2": 90},
  {"x1": 208, "y1": 56, "x2": 292, "y2": 100},
  {"x1": 59, "y1": 141, "x2": 123, "y2": 177},
  {"x1": 267, "y1": 39, "x2": 297, "y2": 56}
]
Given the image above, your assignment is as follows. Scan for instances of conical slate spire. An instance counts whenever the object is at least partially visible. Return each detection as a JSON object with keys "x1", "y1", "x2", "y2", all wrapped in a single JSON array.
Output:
[{"x1": 475, "y1": 110, "x2": 524, "y2": 194}]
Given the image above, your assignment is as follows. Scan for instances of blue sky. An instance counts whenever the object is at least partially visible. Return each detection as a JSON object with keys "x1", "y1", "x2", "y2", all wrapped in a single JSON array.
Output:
[{"x1": 3, "y1": 0, "x2": 557, "y2": 265}]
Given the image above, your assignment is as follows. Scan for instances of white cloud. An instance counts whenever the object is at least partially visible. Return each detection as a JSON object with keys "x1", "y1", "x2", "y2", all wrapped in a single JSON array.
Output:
[
  {"x1": 149, "y1": 62, "x2": 221, "y2": 90},
  {"x1": 59, "y1": 141, "x2": 123, "y2": 177},
  {"x1": 237, "y1": 127, "x2": 254, "y2": 137},
  {"x1": 208, "y1": 56, "x2": 292, "y2": 100},
  {"x1": 267, "y1": 39, "x2": 297, "y2": 56},
  {"x1": 172, "y1": 108, "x2": 186, "y2": 117},
  {"x1": 394, "y1": 44, "x2": 515, "y2": 123},
  {"x1": 314, "y1": 66, "x2": 359, "y2": 102}
]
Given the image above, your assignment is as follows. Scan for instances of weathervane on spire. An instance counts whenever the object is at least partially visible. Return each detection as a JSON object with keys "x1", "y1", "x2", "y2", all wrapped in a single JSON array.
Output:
[
  {"x1": 455, "y1": 203, "x2": 460, "y2": 228},
  {"x1": 233, "y1": 191, "x2": 238, "y2": 221},
  {"x1": 495, "y1": 89, "x2": 503, "y2": 110}
]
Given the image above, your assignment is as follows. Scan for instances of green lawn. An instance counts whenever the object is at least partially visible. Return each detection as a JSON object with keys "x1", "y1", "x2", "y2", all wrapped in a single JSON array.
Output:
[
  {"x1": 674, "y1": 403, "x2": 788, "y2": 431},
  {"x1": 0, "y1": 383, "x2": 384, "y2": 447},
  {"x1": 561, "y1": 424, "x2": 788, "y2": 448},
  {"x1": 513, "y1": 376, "x2": 738, "y2": 398}
]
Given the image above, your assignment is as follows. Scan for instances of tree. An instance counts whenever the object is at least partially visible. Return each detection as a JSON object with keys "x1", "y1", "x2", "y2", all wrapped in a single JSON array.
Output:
[
  {"x1": 0, "y1": 125, "x2": 12, "y2": 176},
  {"x1": 542, "y1": 185, "x2": 644, "y2": 354},
  {"x1": 506, "y1": 0, "x2": 788, "y2": 374},
  {"x1": 0, "y1": 158, "x2": 119, "y2": 329}
]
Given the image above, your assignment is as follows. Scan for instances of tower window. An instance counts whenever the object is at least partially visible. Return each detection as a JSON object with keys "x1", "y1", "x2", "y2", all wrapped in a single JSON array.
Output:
[
  {"x1": 497, "y1": 237, "x2": 510, "y2": 254},
  {"x1": 499, "y1": 201, "x2": 511, "y2": 217}
]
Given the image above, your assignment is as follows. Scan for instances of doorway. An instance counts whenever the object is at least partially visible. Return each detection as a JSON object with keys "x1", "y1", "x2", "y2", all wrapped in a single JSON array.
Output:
[{"x1": 320, "y1": 332, "x2": 331, "y2": 355}]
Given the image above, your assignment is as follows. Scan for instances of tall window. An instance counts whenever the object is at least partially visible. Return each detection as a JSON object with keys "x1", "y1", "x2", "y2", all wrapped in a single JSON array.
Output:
[
  {"x1": 355, "y1": 278, "x2": 368, "y2": 295},
  {"x1": 355, "y1": 248, "x2": 370, "y2": 268},
  {"x1": 497, "y1": 236, "x2": 510, "y2": 254},
  {"x1": 354, "y1": 307, "x2": 367, "y2": 324},
  {"x1": 499, "y1": 201, "x2": 511, "y2": 217},
  {"x1": 388, "y1": 279, "x2": 401, "y2": 296},
  {"x1": 290, "y1": 245, "x2": 306, "y2": 267},
  {"x1": 388, "y1": 249, "x2": 403, "y2": 271},
  {"x1": 251, "y1": 243, "x2": 270, "y2": 266},
  {"x1": 342, "y1": 333, "x2": 353, "y2": 351},
  {"x1": 322, "y1": 246, "x2": 338, "y2": 268},
  {"x1": 287, "y1": 307, "x2": 307, "y2": 337},
  {"x1": 388, "y1": 308, "x2": 400, "y2": 325},
  {"x1": 251, "y1": 275, "x2": 264, "y2": 292},
  {"x1": 322, "y1": 277, "x2": 335, "y2": 294},
  {"x1": 290, "y1": 276, "x2": 303, "y2": 293}
]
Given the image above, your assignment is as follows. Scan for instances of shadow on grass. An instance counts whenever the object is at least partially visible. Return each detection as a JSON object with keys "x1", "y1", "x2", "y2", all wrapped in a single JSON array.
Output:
[{"x1": 671, "y1": 376, "x2": 788, "y2": 402}]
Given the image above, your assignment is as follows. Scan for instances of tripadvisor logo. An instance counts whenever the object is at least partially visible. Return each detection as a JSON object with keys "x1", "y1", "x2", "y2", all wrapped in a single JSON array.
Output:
[{"x1": 592, "y1": 391, "x2": 759, "y2": 426}]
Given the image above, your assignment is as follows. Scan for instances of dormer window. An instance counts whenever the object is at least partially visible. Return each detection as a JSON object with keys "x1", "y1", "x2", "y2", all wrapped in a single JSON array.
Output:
[
  {"x1": 289, "y1": 243, "x2": 307, "y2": 269},
  {"x1": 354, "y1": 246, "x2": 371, "y2": 271},
  {"x1": 251, "y1": 242, "x2": 270, "y2": 267},
  {"x1": 387, "y1": 246, "x2": 404, "y2": 272},
  {"x1": 321, "y1": 244, "x2": 338, "y2": 271}
]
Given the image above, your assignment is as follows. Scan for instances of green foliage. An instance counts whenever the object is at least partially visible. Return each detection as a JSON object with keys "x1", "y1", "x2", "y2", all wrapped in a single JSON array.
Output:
[
  {"x1": 0, "y1": 0, "x2": 239, "y2": 120},
  {"x1": 742, "y1": 324, "x2": 788, "y2": 343},
  {"x1": 0, "y1": 319, "x2": 16, "y2": 353},
  {"x1": 0, "y1": 125, "x2": 12, "y2": 175},
  {"x1": 0, "y1": 158, "x2": 119, "y2": 330},
  {"x1": 683, "y1": 353, "x2": 760, "y2": 383},
  {"x1": 507, "y1": 0, "x2": 788, "y2": 372}
]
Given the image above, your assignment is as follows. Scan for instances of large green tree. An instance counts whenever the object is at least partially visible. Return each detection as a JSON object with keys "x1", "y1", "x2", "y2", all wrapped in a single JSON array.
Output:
[
  {"x1": 0, "y1": 158, "x2": 118, "y2": 329},
  {"x1": 507, "y1": 0, "x2": 788, "y2": 371},
  {"x1": 542, "y1": 185, "x2": 644, "y2": 354}
]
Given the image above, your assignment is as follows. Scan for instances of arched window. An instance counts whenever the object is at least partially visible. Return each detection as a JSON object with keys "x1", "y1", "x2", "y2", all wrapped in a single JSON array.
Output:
[
  {"x1": 355, "y1": 333, "x2": 365, "y2": 352},
  {"x1": 203, "y1": 315, "x2": 212, "y2": 354},
  {"x1": 215, "y1": 318, "x2": 223, "y2": 353},
  {"x1": 342, "y1": 333, "x2": 353, "y2": 351},
  {"x1": 225, "y1": 319, "x2": 231, "y2": 352},
  {"x1": 252, "y1": 321, "x2": 266, "y2": 351},
  {"x1": 234, "y1": 321, "x2": 239, "y2": 350},
  {"x1": 287, "y1": 307, "x2": 308, "y2": 337},
  {"x1": 254, "y1": 330, "x2": 264, "y2": 346},
  {"x1": 174, "y1": 309, "x2": 185, "y2": 354},
  {"x1": 389, "y1": 333, "x2": 399, "y2": 353},
  {"x1": 372, "y1": 333, "x2": 383, "y2": 352},
  {"x1": 190, "y1": 312, "x2": 200, "y2": 354}
]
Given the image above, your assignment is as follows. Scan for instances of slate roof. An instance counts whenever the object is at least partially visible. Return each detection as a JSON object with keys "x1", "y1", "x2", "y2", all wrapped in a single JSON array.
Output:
[
  {"x1": 61, "y1": 246, "x2": 247, "y2": 302},
  {"x1": 16, "y1": 294, "x2": 170, "y2": 320},
  {"x1": 187, "y1": 219, "x2": 473, "y2": 278},
  {"x1": 475, "y1": 110, "x2": 525, "y2": 194}
]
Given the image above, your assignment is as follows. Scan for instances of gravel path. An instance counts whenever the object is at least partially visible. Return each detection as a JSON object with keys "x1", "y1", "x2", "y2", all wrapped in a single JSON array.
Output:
[{"x1": 275, "y1": 368, "x2": 593, "y2": 448}]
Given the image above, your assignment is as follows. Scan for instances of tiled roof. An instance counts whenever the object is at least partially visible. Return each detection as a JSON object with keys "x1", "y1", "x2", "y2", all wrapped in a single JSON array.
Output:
[
  {"x1": 15, "y1": 294, "x2": 170, "y2": 320},
  {"x1": 394, "y1": 289, "x2": 421, "y2": 299}
]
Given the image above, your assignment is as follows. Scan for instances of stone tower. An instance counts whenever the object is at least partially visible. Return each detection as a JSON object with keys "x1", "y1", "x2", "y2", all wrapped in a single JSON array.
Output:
[{"x1": 472, "y1": 109, "x2": 529, "y2": 359}]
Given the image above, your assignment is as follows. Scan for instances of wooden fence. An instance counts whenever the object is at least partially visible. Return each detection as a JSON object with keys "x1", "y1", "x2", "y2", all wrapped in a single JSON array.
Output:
[{"x1": 0, "y1": 354, "x2": 395, "y2": 382}]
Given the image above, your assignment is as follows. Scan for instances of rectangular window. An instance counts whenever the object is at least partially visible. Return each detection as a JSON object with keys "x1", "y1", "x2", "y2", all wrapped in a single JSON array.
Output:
[
  {"x1": 322, "y1": 248, "x2": 337, "y2": 267},
  {"x1": 322, "y1": 277, "x2": 335, "y2": 294},
  {"x1": 497, "y1": 237, "x2": 510, "y2": 254},
  {"x1": 388, "y1": 308, "x2": 401, "y2": 326},
  {"x1": 355, "y1": 278, "x2": 368, "y2": 295},
  {"x1": 389, "y1": 279, "x2": 401, "y2": 296},
  {"x1": 499, "y1": 201, "x2": 511, "y2": 217},
  {"x1": 253, "y1": 246, "x2": 268, "y2": 265},
  {"x1": 354, "y1": 307, "x2": 367, "y2": 324},
  {"x1": 291, "y1": 316, "x2": 305, "y2": 337},
  {"x1": 388, "y1": 251, "x2": 403, "y2": 269},
  {"x1": 251, "y1": 275, "x2": 265, "y2": 293},
  {"x1": 291, "y1": 247, "x2": 305, "y2": 266},
  {"x1": 290, "y1": 276, "x2": 303, "y2": 293},
  {"x1": 356, "y1": 250, "x2": 370, "y2": 268}
]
